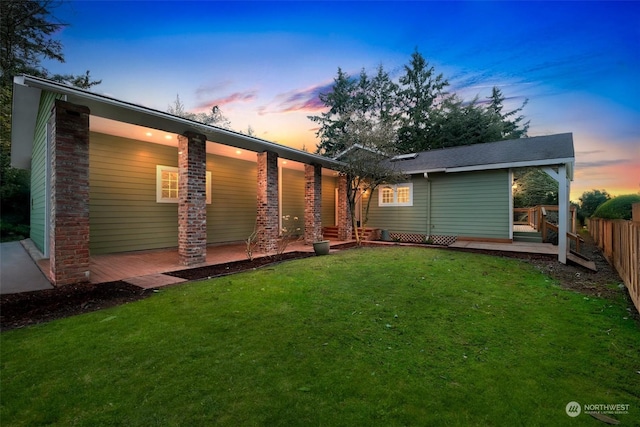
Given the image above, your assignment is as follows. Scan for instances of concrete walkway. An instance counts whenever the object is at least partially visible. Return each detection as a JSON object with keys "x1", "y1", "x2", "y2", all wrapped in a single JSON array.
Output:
[{"x1": 0, "y1": 241, "x2": 53, "y2": 295}]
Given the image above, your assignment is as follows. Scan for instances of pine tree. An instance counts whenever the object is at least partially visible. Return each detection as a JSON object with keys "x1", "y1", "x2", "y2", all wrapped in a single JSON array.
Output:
[
  {"x1": 396, "y1": 49, "x2": 449, "y2": 153},
  {"x1": 486, "y1": 87, "x2": 529, "y2": 140},
  {"x1": 308, "y1": 68, "x2": 356, "y2": 156}
]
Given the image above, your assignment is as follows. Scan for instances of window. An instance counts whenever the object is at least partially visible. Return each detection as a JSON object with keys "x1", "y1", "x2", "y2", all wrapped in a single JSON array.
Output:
[
  {"x1": 156, "y1": 165, "x2": 212, "y2": 204},
  {"x1": 378, "y1": 183, "x2": 413, "y2": 207},
  {"x1": 381, "y1": 187, "x2": 394, "y2": 204}
]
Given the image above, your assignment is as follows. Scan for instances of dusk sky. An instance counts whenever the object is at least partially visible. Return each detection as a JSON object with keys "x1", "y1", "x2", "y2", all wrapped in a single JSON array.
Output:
[{"x1": 42, "y1": 0, "x2": 639, "y2": 201}]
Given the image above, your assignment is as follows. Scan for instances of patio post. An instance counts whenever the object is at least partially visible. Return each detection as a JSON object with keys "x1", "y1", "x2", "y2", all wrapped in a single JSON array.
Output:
[
  {"x1": 49, "y1": 100, "x2": 91, "y2": 285},
  {"x1": 178, "y1": 131, "x2": 207, "y2": 266},
  {"x1": 257, "y1": 150, "x2": 279, "y2": 253},
  {"x1": 304, "y1": 163, "x2": 322, "y2": 244},
  {"x1": 337, "y1": 173, "x2": 352, "y2": 241}
]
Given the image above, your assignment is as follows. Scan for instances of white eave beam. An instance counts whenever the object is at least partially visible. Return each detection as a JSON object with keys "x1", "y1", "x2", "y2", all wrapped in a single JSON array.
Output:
[{"x1": 14, "y1": 75, "x2": 342, "y2": 170}]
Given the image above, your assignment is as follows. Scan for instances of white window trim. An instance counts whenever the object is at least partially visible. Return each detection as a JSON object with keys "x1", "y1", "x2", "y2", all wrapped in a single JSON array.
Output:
[
  {"x1": 156, "y1": 165, "x2": 212, "y2": 204},
  {"x1": 378, "y1": 182, "x2": 413, "y2": 207}
]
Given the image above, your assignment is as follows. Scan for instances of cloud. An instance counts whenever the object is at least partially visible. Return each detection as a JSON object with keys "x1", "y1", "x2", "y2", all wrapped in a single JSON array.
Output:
[
  {"x1": 576, "y1": 159, "x2": 631, "y2": 169},
  {"x1": 196, "y1": 91, "x2": 257, "y2": 111},
  {"x1": 194, "y1": 81, "x2": 233, "y2": 98},
  {"x1": 260, "y1": 82, "x2": 334, "y2": 115},
  {"x1": 577, "y1": 150, "x2": 605, "y2": 156}
]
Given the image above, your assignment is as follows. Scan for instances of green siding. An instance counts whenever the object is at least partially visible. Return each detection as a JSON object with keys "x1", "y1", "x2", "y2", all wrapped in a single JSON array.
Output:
[
  {"x1": 29, "y1": 91, "x2": 59, "y2": 253},
  {"x1": 281, "y1": 168, "x2": 305, "y2": 235},
  {"x1": 88, "y1": 131, "x2": 341, "y2": 253},
  {"x1": 90, "y1": 133, "x2": 179, "y2": 254},
  {"x1": 365, "y1": 170, "x2": 510, "y2": 239},
  {"x1": 429, "y1": 170, "x2": 510, "y2": 238},
  {"x1": 321, "y1": 176, "x2": 337, "y2": 227},
  {"x1": 366, "y1": 179, "x2": 429, "y2": 233},
  {"x1": 206, "y1": 155, "x2": 257, "y2": 243},
  {"x1": 90, "y1": 134, "x2": 263, "y2": 253}
]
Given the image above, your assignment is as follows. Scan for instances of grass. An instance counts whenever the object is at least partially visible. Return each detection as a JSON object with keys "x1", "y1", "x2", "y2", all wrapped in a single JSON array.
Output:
[{"x1": 1, "y1": 247, "x2": 639, "y2": 426}]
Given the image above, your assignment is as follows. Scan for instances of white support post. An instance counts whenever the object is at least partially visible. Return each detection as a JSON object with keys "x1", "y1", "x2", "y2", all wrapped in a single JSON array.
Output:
[
  {"x1": 557, "y1": 165, "x2": 568, "y2": 264},
  {"x1": 542, "y1": 166, "x2": 568, "y2": 264}
]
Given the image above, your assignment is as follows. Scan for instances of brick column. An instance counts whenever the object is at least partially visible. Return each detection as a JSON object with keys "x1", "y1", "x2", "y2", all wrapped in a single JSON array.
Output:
[
  {"x1": 178, "y1": 132, "x2": 207, "y2": 266},
  {"x1": 337, "y1": 174, "x2": 352, "y2": 241},
  {"x1": 257, "y1": 151, "x2": 279, "y2": 253},
  {"x1": 49, "y1": 100, "x2": 91, "y2": 286},
  {"x1": 304, "y1": 164, "x2": 322, "y2": 244}
]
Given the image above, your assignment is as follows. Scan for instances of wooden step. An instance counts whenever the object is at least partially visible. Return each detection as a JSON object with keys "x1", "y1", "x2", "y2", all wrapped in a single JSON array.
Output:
[
  {"x1": 567, "y1": 251, "x2": 597, "y2": 272},
  {"x1": 322, "y1": 226, "x2": 377, "y2": 241},
  {"x1": 513, "y1": 231, "x2": 543, "y2": 243}
]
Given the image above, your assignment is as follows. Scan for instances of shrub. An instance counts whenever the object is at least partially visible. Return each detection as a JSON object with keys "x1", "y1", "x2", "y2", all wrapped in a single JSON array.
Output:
[{"x1": 591, "y1": 194, "x2": 640, "y2": 220}]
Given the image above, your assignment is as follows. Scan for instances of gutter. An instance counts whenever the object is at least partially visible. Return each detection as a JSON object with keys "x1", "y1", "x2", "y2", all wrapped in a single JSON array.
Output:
[{"x1": 14, "y1": 75, "x2": 344, "y2": 170}]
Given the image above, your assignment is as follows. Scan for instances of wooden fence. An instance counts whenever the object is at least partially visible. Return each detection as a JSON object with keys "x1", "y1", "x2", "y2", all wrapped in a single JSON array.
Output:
[{"x1": 587, "y1": 217, "x2": 640, "y2": 314}]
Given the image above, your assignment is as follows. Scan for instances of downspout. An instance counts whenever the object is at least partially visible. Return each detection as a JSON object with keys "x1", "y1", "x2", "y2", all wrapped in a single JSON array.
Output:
[
  {"x1": 278, "y1": 163, "x2": 283, "y2": 232},
  {"x1": 425, "y1": 172, "x2": 431, "y2": 240},
  {"x1": 509, "y1": 169, "x2": 514, "y2": 241}
]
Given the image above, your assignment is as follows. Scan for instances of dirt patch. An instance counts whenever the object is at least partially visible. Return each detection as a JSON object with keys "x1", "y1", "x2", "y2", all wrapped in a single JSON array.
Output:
[
  {"x1": 1, "y1": 240, "x2": 636, "y2": 331},
  {"x1": 165, "y1": 251, "x2": 314, "y2": 281},
  {"x1": 0, "y1": 252, "x2": 314, "y2": 331},
  {"x1": 450, "y1": 233, "x2": 638, "y2": 321},
  {"x1": 0, "y1": 281, "x2": 151, "y2": 331}
]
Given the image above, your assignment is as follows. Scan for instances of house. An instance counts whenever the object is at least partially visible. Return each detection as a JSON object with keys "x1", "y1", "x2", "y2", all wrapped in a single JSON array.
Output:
[
  {"x1": 361, "y1": 134, "x2": 575, "y2": 261},
  {"x1": 11, "y1": 75, "x2": 575, "y2": 287},
  {"x1": 11, "y1": 75, "x2": 353, "y2": 286}
]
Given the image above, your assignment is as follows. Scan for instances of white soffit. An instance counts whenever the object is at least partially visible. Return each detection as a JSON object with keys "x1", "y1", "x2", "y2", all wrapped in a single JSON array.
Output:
[{"x1": 90, "y1": 116, "x2": 334, "y2": 175}]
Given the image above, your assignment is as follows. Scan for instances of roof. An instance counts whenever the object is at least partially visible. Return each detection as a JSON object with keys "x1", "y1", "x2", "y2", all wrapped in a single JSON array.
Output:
[
  {"x1": 391, "y1": 133, "x2": 575, "y2": 177},
  {"x1": 11, "y1": 75, "x2": 342, "y2": 170}
]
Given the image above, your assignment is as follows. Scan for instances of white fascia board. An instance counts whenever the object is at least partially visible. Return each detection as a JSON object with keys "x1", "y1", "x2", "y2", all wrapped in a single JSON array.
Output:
[
  {"x1": 445, "y1": 158, "x2": 575, "y2": 173},
  {"x1": 404, "y1": 158, "x2": 574, "y2": 176},
  {"x1": 11, "y1": 79, "x2": 41, "y2": 169},
  {"x1": 403, "y1": 168, "x2": 446, "y2": 175},
  {"x1": 17, "y1": 75, "x2": 343, "y2": 171}
]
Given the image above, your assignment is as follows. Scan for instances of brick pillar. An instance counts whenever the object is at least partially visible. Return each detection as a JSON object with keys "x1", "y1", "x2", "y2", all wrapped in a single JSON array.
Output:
[
  {"x1": 304, "y1": 164, "x2": 322, "y2": 244},
  {"x1": 257, "y1": 151, "x2": 279, "y2": 253},
  {"x1": 178, "y1": 132, "x2": 207, "y2": 266},
  {"x1": 337, "y1": 174, "x2": 352, "y2": 241},
  {"x1": 49, "y1": 100, "x2": 91, "y2": 286}
]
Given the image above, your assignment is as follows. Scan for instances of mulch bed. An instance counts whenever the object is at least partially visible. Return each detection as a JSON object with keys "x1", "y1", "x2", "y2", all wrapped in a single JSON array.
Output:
[
  {"x1": 0, "y1": 252, "x2": 315, "y2": 331},
  {"x1": 165, "y1": 251, "x2": 314, "y2": 281},
  {"x1": 2, "y1": 239, "x2": 636, "y2": 331}
]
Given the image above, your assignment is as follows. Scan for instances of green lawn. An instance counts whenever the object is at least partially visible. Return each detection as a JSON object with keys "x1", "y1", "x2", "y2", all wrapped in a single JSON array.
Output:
[{"x1": 1, "y1": 247, "x2": 638, "y2": 426}]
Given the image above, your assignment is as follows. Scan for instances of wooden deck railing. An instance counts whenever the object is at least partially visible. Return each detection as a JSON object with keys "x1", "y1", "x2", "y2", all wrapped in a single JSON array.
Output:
[
  {"x1": 514, "y1": 205, "x2": 581, "y2": 250},
  {"x1": 587, "y1": 217, "x2": 640, "y2": 315}
]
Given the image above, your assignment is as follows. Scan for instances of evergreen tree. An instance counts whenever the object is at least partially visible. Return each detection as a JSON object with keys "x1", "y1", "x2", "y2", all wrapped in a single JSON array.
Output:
[
  {"x1": 368, "y1": 64, "x2": 399, "y2": 126},
  {"x1": 512, "y1": 169, "x2": 558, "y2": 208},
  {"x1": 578, "y1": 189, "x2": 611, "y2": 222},
  {"x1": 429, "y1": 95, "x2": 496, "y2": 149},
  {"x1": 1, "y1": 0, "x2": 101, "y2": 240},
  {"x1": 311, "y1": 53, "x2": 531, "y2": 157},
  {"x1": 309, "y1": 68, "x2": 357, "y2": 156},
  {"x1": 396, "y1": 49, "x2": 449, "y2": 153},
  {"x1": 486, "y1": 87, "x2": 529, "y2": 140}
]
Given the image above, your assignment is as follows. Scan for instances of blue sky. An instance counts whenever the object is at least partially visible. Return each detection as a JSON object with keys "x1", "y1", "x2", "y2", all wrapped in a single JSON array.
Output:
[{"x1": 43, "y1": 0, "x2": 639, "y2": 200}]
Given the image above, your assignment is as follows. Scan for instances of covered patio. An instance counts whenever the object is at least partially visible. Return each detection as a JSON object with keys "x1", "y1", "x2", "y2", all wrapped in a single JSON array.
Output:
[{"x1": 32, "y1": 239, "x2": 351, "y2": 286}]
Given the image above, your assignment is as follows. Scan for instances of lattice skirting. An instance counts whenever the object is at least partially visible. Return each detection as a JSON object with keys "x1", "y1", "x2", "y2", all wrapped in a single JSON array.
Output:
[
  {"x1": 388, "y1": 232, "x2": 457, "y2": 246},
  {"x1": 429, "y1": 235, "x2": 458, "y2": 246}
]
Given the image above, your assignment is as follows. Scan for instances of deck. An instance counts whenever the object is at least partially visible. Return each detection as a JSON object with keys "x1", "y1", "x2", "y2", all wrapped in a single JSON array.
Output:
[
  {"x1": 33, "y1": 229, "x2": 594, "y2": 287},
  {"x1": 36, "y1": 240, "x2": 330, "y2": 285},
  {"x1": 449, "y1": 240, "x2": 557, "y2": 255}
]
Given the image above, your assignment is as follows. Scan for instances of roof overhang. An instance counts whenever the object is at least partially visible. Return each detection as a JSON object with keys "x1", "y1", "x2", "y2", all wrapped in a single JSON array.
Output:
[
  {"x1": 11, "y1": 75, "x2": 342, "y2": 170},
  {"x1": 404, "y1": 158, "x2": 575, "y2": 180},
  {"x1": 11, "y1": 78, "x2": 42, "y2": 169}
]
